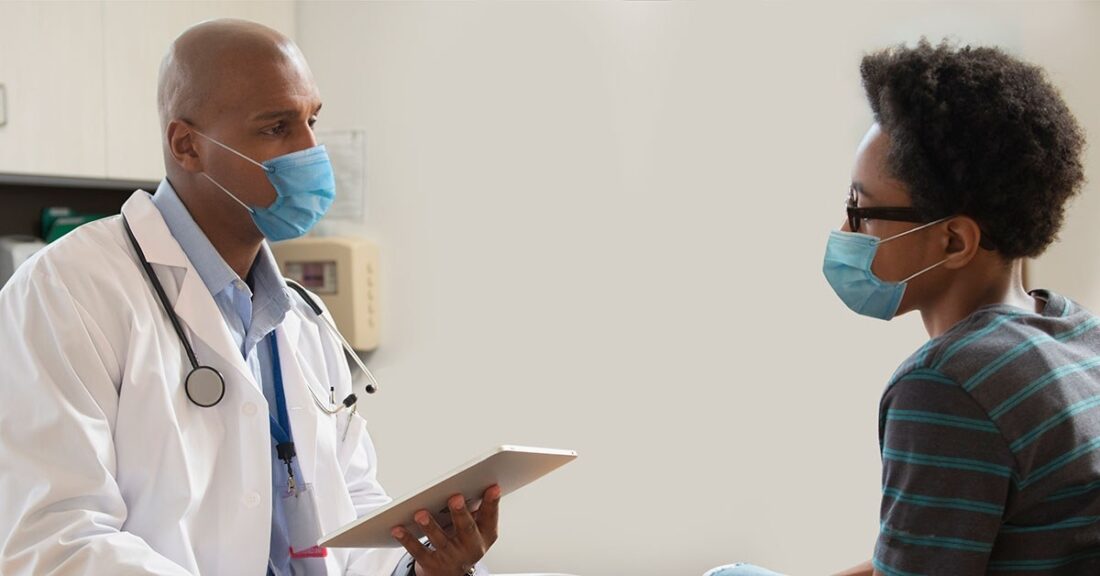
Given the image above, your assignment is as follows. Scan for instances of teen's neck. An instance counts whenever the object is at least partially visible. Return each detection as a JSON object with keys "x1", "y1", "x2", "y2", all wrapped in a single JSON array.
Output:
[{"x1": 919, "y1": 259, "x2": 1036, "y2": 339}]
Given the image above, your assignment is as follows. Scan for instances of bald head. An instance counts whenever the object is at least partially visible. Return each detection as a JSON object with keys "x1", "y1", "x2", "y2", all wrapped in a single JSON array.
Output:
[
  {"x1": 157, "y1": 17, "x2": 323, "y2": 238},
  {"x1": 157, "y1": 19, "x2": 314, "y2": 132}
]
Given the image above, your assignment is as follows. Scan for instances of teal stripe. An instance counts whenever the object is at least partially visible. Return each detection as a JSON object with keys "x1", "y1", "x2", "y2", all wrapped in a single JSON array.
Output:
[
  {"x1": 882, "y1": 486, "x2": 1003, "y2": 515},
  {"x1": 934, "y1": 313, "x2": 1024, "y2": 369},
  {"x1": 913, "y1": 338, "x2": 939, "y2": 367},
  {"x1": 1063, "y1": 299, "x2": 1075, "y2": 317},
  {"x1": 989, "y1": 356, "x2": 1100, "y2": 420},
  {"x1": 1044, "y1": 480, "x2": 1100, "y2": 502},
  {"x1": 1000, "y1": 516, "x2": 1100, "y2": 533},
  {"x1": 895, "y1": 369, "x2": 957, "y2": 387},
  {"x1": 882, "y1": 448, "x2": 1013, "y2": 478},
  {"x1": 1020, "y1": 436, "x2": 1100, "y2": 488},
  {"x1": 1010, "y1": 395, "x2": 1100, "y2": 453},
  {"x1": 879, "y1": 524, "x2": 993, "y2": 553},
  {"x1": 988, "y1": 549, "x2": 1100, "y2": 571},
  {"x1": 872, "y1": 557, "x2": 927, "y2": 576},
  {"x1": 886, "y1": 409, "x2": 999, "y2": 433},
  {"x1": 962, "y1": 317, "x2": 1100, "y2": 392}
]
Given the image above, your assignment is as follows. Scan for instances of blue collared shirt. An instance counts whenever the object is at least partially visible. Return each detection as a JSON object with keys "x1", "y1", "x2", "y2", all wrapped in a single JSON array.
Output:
[{"x1": 151, "y1": 180, "x2": 302, "y2": 576}]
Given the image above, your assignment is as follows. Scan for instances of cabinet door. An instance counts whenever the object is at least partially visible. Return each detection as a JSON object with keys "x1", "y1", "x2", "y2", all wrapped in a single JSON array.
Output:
[
  {"x1": 103, "y1": 1, "x2": 296, "y2": 181},
  {"x1": 0, "y1": 1, "x2": 106, "y2": 178}
]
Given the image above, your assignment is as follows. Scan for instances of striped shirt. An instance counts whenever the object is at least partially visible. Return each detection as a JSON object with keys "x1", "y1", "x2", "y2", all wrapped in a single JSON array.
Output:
[{"x1": 874, "y1": 290, "x2": 1100, "y2": 575}]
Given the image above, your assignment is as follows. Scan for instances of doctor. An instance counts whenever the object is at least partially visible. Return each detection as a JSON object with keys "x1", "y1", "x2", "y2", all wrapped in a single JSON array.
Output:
[{"x1": 0, "y1": 18, "x2": 499, "y2": 576}]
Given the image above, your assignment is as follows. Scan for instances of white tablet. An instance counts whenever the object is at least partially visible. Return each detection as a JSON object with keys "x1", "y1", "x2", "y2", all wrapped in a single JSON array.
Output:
[{"x1": 319, "y1": 445, "x2": 578, "y2": 548}]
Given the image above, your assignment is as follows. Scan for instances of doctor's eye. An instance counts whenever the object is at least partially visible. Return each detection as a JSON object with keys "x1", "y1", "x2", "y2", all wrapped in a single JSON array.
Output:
[
  {"x1": 263, "y1": 122, "x2": 288, "y2": 137},
  {"x1": 308, "y1": 116, "x2": 318, "y2": 130}
]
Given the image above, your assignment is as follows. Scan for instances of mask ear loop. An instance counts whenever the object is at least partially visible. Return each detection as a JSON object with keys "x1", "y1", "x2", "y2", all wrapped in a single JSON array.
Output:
[
  {"x1": 877, "y1": 215, "x2": 956, "y2": 283},
  {"x1": 192, "y1": 129, "x2": 272, "y2": 172},
  {"x1": 877, "y1": 215, "x2": 954, "y2": 245},
  {"x1": 901, "y1": 255, "x2": 952, "y2": 283},
  {"x1": 200, "y1": 172, "x2": 256, "y2": 214},
  {"x1": 190, "y1": 128, "x2": 272, "y2": 214}
]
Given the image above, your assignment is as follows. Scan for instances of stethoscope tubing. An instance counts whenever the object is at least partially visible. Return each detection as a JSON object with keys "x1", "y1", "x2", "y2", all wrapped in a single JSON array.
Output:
[
  {"x1": 123, "y1": 218, "x2": 201, "y2": 370},
  {"x1": 123, "y1": 216, "x2": 377, "y2": 411}
]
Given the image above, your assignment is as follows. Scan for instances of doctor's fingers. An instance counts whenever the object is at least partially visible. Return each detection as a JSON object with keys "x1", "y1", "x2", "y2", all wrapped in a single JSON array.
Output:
[
  {"x1": 474, "y1": 484, "x2": 502, "y2": 546},
  {"x1": 391, "y1": 525, "x2": 430, "y2": 561},
  {"x1": 447, "y1": 494, "x2": 486, "y2": 551},
  {"x1": 414, "y1": 509, "x2": 453, "y2": 551}
]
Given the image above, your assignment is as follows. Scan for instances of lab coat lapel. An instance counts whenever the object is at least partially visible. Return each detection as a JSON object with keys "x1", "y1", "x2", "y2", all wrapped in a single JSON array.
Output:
[
  {"x1": 119, "y1": 191, "x2": 257, "y2": 391},
  {"x1": 276, "y1": 311, "x2": 321, "y2": 483}
]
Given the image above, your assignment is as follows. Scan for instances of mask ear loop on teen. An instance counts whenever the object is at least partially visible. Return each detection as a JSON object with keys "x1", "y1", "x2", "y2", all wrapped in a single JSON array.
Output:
[
  {"x1": 878, "y1": 216, "x2": 956, "y2": 283},
  {"x1": 900, "y1": 255, "x2": 953, "y2": 283},
  {"x1": 876, "y1": 215, "x2": 953, "y2": 246}
]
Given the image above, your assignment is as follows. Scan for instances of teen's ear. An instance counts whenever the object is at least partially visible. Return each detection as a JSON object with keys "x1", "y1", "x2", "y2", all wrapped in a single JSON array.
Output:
[{"x1": 941, "y1": 216, "x2": 983, "y2": 270}]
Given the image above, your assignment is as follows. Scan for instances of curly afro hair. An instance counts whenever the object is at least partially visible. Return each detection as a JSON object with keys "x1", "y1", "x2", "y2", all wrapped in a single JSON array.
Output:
[{"x1": 860, "y1": 39, "x2": 1086, "y2": 259}]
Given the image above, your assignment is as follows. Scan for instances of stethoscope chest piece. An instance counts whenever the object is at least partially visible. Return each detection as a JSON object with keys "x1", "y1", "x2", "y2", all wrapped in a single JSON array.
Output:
[{"x1": 185, "y1": 366, "x2": 226, "y2": 407}]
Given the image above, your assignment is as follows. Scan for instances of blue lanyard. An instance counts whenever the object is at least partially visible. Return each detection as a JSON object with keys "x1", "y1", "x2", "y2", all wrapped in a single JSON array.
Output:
[
  {"x1": 267, "y1": 333, "x2": 293, "y2": 446},
  {"x1": 267, "y1": 334, "x2": 298, "y2": 492}
]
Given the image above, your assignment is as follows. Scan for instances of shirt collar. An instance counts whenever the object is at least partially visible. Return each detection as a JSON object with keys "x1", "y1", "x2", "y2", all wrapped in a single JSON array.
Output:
[
  {"x1": 152, "y1": 179, "x2": 238, "y2": 296},
  {"x1": 248, "y1": 242, "x2": 292, "y2": 329},
  {"x1": 151, "y1": 179, "x2": 291, "y2": 323}
]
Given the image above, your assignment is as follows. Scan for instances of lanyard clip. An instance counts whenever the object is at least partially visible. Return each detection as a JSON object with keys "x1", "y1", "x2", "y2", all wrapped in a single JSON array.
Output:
[
  {"x1": 276, "y1": 442, "x2": 296, "y2": 462},
  {"x1": 277, "y1": 442, "x2": 298, "y2": 495}
]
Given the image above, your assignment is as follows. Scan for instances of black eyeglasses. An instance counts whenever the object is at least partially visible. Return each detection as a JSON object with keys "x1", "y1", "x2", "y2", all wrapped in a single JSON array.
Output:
[
  {"x1": 845, "y1": 187, "x2": 999, "y2": 250},
  {"x1": 846, "y1": 187, "x2": 926, "y2": 233}
]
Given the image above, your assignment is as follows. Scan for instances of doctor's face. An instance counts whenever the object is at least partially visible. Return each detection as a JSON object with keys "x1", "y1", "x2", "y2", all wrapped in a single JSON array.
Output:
[{"x1": 190, "y1": 48, "x2": 323, "y2": 211}]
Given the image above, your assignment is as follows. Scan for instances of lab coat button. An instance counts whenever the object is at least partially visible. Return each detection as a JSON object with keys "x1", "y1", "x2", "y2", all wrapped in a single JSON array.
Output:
[
  {"x1": 242, "y1": 402, "x2": 257, "y2": 416},
  {"x1": 243, "y1": 492, "x2": 261, "y2": 508}
]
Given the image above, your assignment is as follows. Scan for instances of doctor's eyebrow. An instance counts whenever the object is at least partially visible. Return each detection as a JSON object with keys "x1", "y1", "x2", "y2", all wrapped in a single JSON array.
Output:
[{"x1": 250, "y1": 103, "x2": 323, "y2": 123}]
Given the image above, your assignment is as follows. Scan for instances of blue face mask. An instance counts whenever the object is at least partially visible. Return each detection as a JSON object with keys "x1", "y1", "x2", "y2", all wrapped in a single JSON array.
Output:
[
  {"x1": 822, "y1": 217, "x2": 952, "y2": 320},
  {"x1": 194, "y1": 130, "x2": 336, "y2": 242}
]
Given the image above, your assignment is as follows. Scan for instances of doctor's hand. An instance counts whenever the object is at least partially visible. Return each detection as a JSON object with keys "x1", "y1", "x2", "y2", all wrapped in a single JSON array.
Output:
[{"x1": 392, "y1": 484, "x2": 501, "y2": 576}]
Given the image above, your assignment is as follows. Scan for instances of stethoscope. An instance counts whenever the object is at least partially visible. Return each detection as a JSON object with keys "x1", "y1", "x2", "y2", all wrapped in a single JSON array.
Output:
[{"x1": 122, "y1": 216, "x2": 379, "y2": 413}]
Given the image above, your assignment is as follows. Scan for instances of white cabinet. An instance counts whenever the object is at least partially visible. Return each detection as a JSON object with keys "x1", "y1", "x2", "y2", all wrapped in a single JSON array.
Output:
[
  {"x1": 103, "y1": 1, "x2": 297, "y2": 181},
  {"x1": 0, "y1": 1, "x2": 107, "y2": 178},
  {"x1": 0, "y1": 1, "x2": 296, "y2": 181}
]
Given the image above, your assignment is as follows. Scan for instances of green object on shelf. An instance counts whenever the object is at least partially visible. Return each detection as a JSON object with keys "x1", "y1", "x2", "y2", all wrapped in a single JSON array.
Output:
[{"x1": 41, "y1": 207, "x2": 110, "y2": 244}]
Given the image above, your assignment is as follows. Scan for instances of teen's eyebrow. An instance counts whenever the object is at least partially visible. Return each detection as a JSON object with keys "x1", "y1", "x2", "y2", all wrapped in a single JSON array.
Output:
[{"x1": 851, "y1": 181, "x2": 873, "y2": 199}]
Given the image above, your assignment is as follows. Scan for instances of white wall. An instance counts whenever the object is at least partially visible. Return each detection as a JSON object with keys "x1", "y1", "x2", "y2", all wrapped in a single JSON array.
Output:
[
  {"x1": 101, "y1": 1, "x2": 297, "y2": 180},
  {"x1": 293, "y1": 2, "x2": 1100, "y2": 575}
]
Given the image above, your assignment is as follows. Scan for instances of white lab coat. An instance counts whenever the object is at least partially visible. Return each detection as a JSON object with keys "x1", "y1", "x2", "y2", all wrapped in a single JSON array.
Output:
[{"x1": 0, "y1": 191, "x2": 406, "y2": 575}]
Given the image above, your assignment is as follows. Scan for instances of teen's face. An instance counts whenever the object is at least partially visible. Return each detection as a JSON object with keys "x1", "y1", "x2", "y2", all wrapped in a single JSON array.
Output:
[{"x1": 846, "y1": 124, "x2": 945, "y2": 315}]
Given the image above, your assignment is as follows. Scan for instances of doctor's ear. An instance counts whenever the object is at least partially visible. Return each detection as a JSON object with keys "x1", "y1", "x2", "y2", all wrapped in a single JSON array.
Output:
[
  {"x1": 941, "y1": 216, "x2": 983, "y2": 270},
  {"x1": 166, "y1": 120, "x2": 203, "y2": 173}
]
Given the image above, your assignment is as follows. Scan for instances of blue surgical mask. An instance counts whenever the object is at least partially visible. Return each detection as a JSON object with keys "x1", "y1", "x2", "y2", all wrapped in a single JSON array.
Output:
[
  {"x1": 822, "y1": 217, "x2": 952, "y2": 320},
  {"x1": 194, "y1": 130, "x2": 336, "y2": 241}
]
